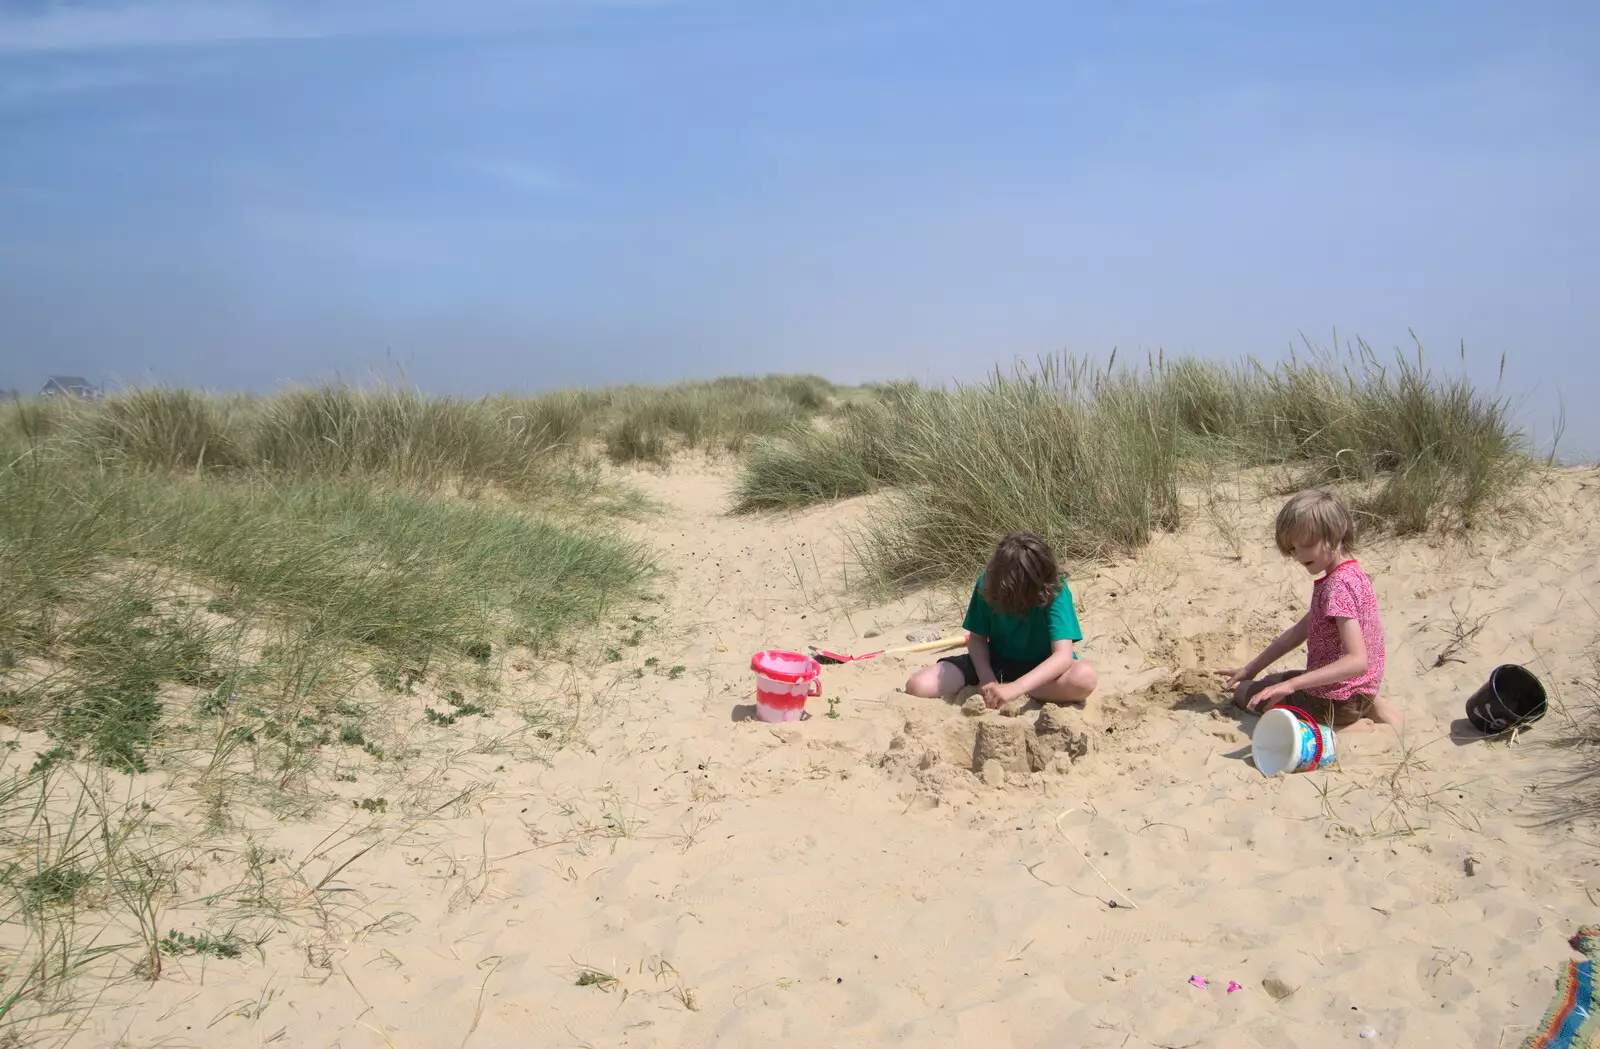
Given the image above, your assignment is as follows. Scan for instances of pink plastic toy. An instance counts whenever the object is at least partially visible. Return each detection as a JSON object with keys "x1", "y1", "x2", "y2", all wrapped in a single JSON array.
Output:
[{"x1": 750, "y1": 650, "x2": 822, "y2": 723}]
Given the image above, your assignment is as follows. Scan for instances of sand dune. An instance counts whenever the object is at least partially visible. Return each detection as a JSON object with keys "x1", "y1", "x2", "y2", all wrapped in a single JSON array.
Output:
[{"x1": 82, "y1": 461, "x2": 1600, "y2": 1048}]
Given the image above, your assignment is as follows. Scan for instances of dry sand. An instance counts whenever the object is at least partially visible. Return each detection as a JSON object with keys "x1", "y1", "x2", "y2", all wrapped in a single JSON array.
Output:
[{"x1": 71, "y1": 463, "x2": 1600, "y2": 1048}]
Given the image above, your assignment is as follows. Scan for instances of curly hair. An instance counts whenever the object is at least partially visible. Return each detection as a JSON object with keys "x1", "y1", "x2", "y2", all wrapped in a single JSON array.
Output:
[{"x1": 982, "y1": 532, "x2": 1061, "y2": 616}]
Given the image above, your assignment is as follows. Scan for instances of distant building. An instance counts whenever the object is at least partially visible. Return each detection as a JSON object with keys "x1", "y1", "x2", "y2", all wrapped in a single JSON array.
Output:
[{"x1": 40, "y1": 376, "x2": 100, "y2": 399}]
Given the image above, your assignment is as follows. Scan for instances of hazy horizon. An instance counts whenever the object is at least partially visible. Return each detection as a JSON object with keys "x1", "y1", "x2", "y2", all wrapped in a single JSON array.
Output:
[{"x1": 1, "y1": 1, "x2": 1594, "y2": 455}]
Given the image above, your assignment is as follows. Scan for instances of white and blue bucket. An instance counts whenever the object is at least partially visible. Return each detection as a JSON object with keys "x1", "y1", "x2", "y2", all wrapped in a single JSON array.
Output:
[{"x1": 1252, "y1": 706, "x2": 1336, "y2": 776}]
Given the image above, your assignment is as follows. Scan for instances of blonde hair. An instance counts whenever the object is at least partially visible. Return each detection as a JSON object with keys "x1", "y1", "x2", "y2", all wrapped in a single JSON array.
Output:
[{"x1": 1274, "y1": 489, "x2": 1357, "y2": 556}]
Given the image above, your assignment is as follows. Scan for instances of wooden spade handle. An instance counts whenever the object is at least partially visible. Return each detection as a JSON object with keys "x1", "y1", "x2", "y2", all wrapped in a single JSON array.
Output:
[{"x1": 882, "y1": 634, "x2": 968, "y2": 657}]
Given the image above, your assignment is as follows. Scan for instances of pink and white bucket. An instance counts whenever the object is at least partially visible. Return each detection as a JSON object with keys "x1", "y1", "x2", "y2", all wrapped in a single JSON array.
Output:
[
  {"x1": 750, "y1": 650, "x2": 822, "y2": 723},
  {"x1": 1252, "y1": 705, "x2": 1337, "y2": 776}
]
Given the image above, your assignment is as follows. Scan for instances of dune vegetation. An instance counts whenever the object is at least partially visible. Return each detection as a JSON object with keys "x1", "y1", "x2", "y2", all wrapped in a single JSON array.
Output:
[{"x1": 0, "y1": 351, "x2": 1537, "y2": 1040}]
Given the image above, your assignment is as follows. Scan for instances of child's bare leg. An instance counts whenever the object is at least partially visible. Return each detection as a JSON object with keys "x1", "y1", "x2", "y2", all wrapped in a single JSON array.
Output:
[
  {"x1": 1370, "y1": 697, "x2": 1404, "y2": 728},
  {"x1": 1026, "y1": 661, "x2": 1098, "y2": 704},
  {"x1": 905, "y1": 661, "x2": 968, "y2": 698},
  {"x1": 1337, "y1": 695, "x2": 1404, "y2": 733}
]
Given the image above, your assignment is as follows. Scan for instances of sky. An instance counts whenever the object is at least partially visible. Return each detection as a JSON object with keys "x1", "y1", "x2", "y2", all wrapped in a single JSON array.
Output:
[{"x1": 0, "y1": 0, "x2": 1595, "y2": 453}]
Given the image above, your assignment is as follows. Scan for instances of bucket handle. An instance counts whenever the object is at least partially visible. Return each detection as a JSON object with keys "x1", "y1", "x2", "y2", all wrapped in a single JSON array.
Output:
[
  {"x1": 807, "y1": 677, "x2": 822, "y2": 697},
  {"x1": 1278, "y1": 705, "x2": 1326, "y2": 769}
]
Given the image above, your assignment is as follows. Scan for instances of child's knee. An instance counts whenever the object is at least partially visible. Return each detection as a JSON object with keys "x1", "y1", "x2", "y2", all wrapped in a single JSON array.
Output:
[
  {"x1": 1063, "y1": 660, "x2": 1097, "y2": 698},
  {"x1": 904, "y1": 667, "x2": 942, "y2": 698},
  {"x1": 1036, "y1": 661, "x2": 1096, "y2": 702}
]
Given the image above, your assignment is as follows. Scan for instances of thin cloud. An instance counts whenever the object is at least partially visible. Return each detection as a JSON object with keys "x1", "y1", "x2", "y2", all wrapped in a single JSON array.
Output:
[
  {"x1": 464, "y1": 159, "x2": 582, "y2": 196},
  {"x1": 0, "y1": 1, "x2": 330, "y2": 51},
  {"x1": 0, "y1": 64, "x2": 153, "y2": 104},
  {"x1": 0, "y1": 0, "x2": 688, "y2": 53}
]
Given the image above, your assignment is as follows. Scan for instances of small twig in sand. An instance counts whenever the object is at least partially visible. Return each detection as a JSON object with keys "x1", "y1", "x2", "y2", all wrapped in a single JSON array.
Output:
[
  {"x1": 1430, "y1": 600, "x2": 1495, "y2": 669},
  {"x1": 1052, "y1": 809, "x2": 1138, "y2": 909},
  {"x1": 339, "y1": 965, "x2": 399, "y2": 1049},
  {"x1": 1497, "y1": 1025, "x2": 1531, "y2": 1049},
  {"x1": 1134, "y1": 821, "x2": 1190, "y2": 844},
  {"x1": 458, "y1": 955, "x2": 503, "y2": 1049},
  {"x1": 1023, "y1": 861, "x2": 1058, "y2": 887}
]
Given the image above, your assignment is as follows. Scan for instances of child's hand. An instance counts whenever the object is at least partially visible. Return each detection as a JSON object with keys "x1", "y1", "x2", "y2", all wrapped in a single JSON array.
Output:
[
  {"x1": 1215, "y1": 667, "x2": 1248, "y2": 693},
  {"x1": 1245, "y1": 679, "x2": 1295, "y2": 712},
  {"x1": 980, "y1": 681, "x2": 1018, "y2": 709}
]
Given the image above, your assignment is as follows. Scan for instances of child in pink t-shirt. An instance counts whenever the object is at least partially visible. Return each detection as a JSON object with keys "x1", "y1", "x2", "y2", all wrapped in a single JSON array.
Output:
[{"x1": 1218, "y1": 489, "x2": 1402, "y2": 732}]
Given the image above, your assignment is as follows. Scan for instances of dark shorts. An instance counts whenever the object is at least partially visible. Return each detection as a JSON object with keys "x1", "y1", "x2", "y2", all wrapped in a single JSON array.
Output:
[{"x1": 939, "y1": 652, "x2": 1047, "y2": 686}]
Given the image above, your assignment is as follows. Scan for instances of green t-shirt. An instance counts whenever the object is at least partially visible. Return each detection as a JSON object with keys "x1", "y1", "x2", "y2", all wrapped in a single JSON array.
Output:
[{"x1": 962, "y1": 576, "x2": 1083, "y2": 662}]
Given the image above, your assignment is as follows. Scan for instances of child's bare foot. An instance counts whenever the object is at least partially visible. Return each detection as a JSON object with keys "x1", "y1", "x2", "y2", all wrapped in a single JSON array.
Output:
[{"x1": 1371, "y1": 700, "x2": 1404, "y2": 728}]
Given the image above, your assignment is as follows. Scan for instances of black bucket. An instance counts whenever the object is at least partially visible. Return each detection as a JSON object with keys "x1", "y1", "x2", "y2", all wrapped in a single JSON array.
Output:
[{"x1": 1465, "y1": 664, "x2": 1547, "y2": 735}]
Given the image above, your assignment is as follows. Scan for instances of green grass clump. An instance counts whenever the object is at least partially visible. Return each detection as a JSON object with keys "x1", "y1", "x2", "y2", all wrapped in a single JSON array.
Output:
[
  {"x1": 0, "y1": 373, "x2": 841, "y2": 484},
  {"x1": 0, "y1": 449, "x2": 654, "y2": 776},
  {"x1": 603, "y1": 415, "x2": 671, "y2": 466},
  {"x1": 1156, "y1": 340, "x2": 1523, "y2": 533},
  {"x1": 735, "y1": 343, "x2": 1524, "y2": 588},
  {"x1": 858, "y1": 358, "x2": 1182, "y2": 586},
  {"x1": 732, "y1": 401, "x2": 911, "y2": 512}
]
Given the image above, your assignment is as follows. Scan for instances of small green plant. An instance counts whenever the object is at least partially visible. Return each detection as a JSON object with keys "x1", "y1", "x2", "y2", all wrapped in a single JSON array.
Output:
[
  {"x1": 424, "y1": 691, "x2": 486, "y2": 727},
  {"x1": 575, "y1": 966, "x2": 619, "y2": 990},
  {"x1": 667, "y1": 665, "x2": 686, "y2": 680},
  {"x1": 464, "y1": 641, "x2": 491, "y2": 663},
  {"x1": 373, "y1": 663, "x2": 418, "y2": 695},
  {"x1": 826, "y1": 697, "x2": 841, "y2": 719},
  {"x1": 337, "y1": 724, "x2": 366, "y2": 746},
  {"x1": 605, "y1": 648, "x2": 623, "y2": 663},
  {"x1": 57, "y1": 681, "x2": 163, "y2": 774},
  {"x1": 445, "y1": 689, "x2": 484, "y2": 715},
  {"x1": 159, "y1": 928, "x2": 244, "y2": 960},
  {"x1": 355, "y1": 797, "x2": 388, "y2": 813},
  {"x1": 25, "y1": 864, "x2": 93, "y2": 905},
  {"x1": 28, "y1": 746, "x2": 73, "y2": 776},
  {"x1": 644, "y1": 657, "x2": 659, "y2": 667}
]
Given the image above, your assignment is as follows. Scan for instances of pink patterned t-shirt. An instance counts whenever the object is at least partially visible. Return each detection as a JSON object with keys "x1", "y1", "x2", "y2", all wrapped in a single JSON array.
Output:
[{"x1": 1304, "y1": 559, "x2": 1385, "y2": 701}]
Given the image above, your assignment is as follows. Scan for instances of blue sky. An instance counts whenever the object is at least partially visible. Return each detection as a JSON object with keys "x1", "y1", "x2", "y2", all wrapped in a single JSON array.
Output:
[{"x1": 1, "y1": 1, "x2": 1595, "y2": 452}]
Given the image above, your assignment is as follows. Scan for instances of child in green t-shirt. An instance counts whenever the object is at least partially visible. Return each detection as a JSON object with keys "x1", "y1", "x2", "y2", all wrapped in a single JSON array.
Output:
[{"x1": 905, "y1": 532, "x2": 1097, "y2": 709}]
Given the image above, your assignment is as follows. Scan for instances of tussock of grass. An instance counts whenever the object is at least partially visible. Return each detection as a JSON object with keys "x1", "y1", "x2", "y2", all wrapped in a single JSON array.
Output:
[
  {"x1": 1157, "y1": 340, "x2": 1523, "y2": 533},
  {"x1": 736, "y1": 344, "x2": 1525, "y2": 588},
  {"x1": 731, "y1": 399, "x2": 916, "y2": 513},
  {"x1": 858, "y1": 358, "x2": 1182, "y2": 586},
  {"x1": 1, "y1": 373, "x2": 839, "y2": 479},
  {"x1": 1545, "y1": 644, "x2": 1600, "y2": 827},
  {"x1": 0, "y1": 453, "x2": 653, "y2": 779},
  {"x1": 603, "y1": 415, "x2": 671, "y2": 467}
]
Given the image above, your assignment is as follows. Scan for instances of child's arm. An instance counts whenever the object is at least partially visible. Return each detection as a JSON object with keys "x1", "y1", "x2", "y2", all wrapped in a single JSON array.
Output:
[
  {"x1": 967, "y1": 633, "x2": 997, "y2": 685},
  {"x1": 1254, "y1": 617, "x2": 1369, "y2": 700},
  {"x1": 991, "y1": 640, "x2": 1076, "y2": 704},
  {"x1": 1218, "y1": 614, "x2": 1309, "y2": 689}
]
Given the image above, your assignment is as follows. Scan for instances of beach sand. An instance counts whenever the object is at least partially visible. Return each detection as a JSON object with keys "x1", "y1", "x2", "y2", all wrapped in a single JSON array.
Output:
[{"x1": 78, "y1": 462, "x2": 1600, "y2": 1048}]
